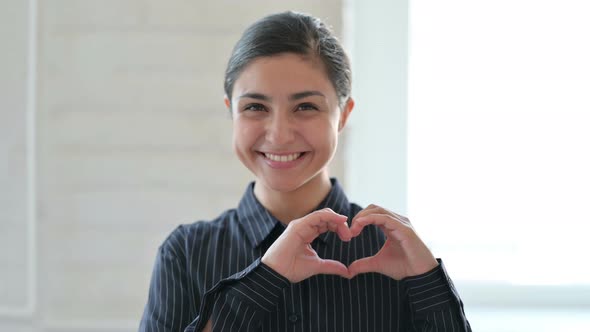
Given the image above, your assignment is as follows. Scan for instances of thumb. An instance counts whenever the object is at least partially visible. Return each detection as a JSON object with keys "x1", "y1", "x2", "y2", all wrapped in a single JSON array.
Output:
[
  {"x1": 348, "y1": 256, "x2": 379, "y2": 278},
  {"x1": 314, "y1": 259, "x2": 351, "y2": 279}
]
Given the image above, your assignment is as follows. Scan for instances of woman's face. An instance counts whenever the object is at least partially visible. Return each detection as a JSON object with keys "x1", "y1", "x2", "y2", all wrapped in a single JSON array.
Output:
[{"x1": 226, "y1": 53, "x2": 353, "y2": 193}]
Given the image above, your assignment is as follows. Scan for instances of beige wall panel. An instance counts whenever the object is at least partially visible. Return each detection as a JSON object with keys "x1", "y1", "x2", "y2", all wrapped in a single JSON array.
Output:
[{"x1": 35, "y1": 0, "x2": 345, "y2": 326}]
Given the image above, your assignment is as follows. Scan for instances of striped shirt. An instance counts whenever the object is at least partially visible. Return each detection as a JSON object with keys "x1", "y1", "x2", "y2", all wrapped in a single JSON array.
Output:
[{"x1": 139, "y1": 179, "x2": 471, "y2": 331}]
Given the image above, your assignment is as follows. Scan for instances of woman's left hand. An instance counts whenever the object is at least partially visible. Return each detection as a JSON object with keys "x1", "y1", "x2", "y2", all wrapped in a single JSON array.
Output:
[{"x1": 348, "y1": 204, "x2": 439, "y2": 280}]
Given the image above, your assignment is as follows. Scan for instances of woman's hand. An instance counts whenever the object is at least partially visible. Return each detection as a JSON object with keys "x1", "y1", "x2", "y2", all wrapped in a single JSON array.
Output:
[
  {"x1": 348, "y1": 204, "x2": 438, "y2": 280},
  {"x1": 261, "y1": 208, "x2": 352, "y2": 283}
]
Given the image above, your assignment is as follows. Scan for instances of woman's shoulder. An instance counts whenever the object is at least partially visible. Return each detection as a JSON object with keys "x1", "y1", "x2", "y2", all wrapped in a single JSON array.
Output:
[{"x1": 158, "y1": 208, "x2": 239, "y2": 259}]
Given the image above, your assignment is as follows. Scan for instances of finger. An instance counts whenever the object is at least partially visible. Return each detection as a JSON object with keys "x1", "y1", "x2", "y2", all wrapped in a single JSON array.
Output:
[
  {"x1": 296, "y1": 209, "x2": 351, "y2": 243},
  {"x1": 350, "y1": 204, "x2": 408, "y2": 234},
  {"x1": 352, "y1": 205, "x2": 410, "y2": 227},
  {"x1": 351, "y1": 204, "x2": 382, "y2": 226},
  {"x1": 348, "y1": 255, "x2": 380, "y2": 278},
  {"x1": 351, "y1": 214, "x2": 411, "y2": 242},
  {"x1": 388, "y1": 210, "x2": 411, "y2": 226},
  {"x1": 310, "y1": 211, "x2": 352, "y2": 242},
  {"x1": 350, "y1": 212, "x2": 384, "y2": 236},
  {"x1": 314, "y1": 259, "x2": 351, "y2": 279},
  {"x1": 311, "y1": 221, "x2": 348, "y2": 241},
  {"x1": 351, "y1": 212, "x2": 404, "y2": 232}
]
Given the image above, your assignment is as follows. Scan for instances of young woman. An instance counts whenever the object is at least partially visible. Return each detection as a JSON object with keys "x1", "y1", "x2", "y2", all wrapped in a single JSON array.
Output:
[{"x1": 140, "y1": 11, "x2": 471, "y2": 332}]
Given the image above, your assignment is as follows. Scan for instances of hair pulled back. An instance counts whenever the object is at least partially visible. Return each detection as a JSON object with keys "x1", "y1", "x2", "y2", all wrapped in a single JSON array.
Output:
[{"x1": 224, "y1": 11, "x2": 352, "y2": 107}]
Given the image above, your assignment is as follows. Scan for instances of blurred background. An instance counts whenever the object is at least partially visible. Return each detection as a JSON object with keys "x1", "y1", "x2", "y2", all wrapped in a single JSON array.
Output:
[{"x1": 1, "y1": 0, "x2": 589, "y2": 331}]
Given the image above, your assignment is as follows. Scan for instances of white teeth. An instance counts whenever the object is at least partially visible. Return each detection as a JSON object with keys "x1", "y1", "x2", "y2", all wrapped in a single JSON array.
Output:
[{"x1": 264, "y1": 152, "x2": 302, "y2": 162}]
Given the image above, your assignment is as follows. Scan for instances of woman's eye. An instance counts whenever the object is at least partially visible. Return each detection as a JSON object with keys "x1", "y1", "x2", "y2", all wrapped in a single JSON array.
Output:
[
  {"x1": 244, "y1": 104, "x2": 266, "y2": 112},
  {"x1": 297, "y1": 103, "x2": 318, "y2": 111}
]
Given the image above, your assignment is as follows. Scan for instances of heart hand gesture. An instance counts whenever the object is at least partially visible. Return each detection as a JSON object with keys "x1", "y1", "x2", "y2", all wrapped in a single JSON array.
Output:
[
  {"x1": 348, "y1": 204, "x2": 438, "y2": 280},
  {"x1": 261, "y1": 205, "x2": 438, "y2": 283},
  {"x1": 261, "y1": 208, "x2": 352, "y2": 283}
]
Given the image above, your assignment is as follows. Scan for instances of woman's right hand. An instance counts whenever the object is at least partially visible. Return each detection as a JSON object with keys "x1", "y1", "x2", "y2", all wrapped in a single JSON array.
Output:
[{"x1": 261, "y1": 208, "x2": 352, "y2": 283}]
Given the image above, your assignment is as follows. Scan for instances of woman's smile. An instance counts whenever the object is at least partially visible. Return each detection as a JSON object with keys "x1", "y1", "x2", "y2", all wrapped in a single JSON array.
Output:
[{"x1": 258, "y1": 151, "x2": 309, "y2": 169}]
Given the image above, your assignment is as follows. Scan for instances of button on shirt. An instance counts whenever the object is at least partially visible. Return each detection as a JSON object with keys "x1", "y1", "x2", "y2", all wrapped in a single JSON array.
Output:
[
  {"x1": 288, "y1": 313, "x2": 299, "y2": 324},
  {"x1": 139, "y1": 179, "x2": 472, "y2": 331}
]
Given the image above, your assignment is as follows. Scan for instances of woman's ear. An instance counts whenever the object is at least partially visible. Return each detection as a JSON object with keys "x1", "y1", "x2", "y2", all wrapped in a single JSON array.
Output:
[
  {"x1": 338, "y1": 97, "x2": 355, "y2": 132},
  {"x1": 224, "y1": 95, "x2": 231, "y2": 110}
]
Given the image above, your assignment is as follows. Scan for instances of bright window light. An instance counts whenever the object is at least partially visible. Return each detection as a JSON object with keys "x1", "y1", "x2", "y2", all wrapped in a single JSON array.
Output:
[{"x1": 408, "y1": 0, "x2": 590, "y2": 286}]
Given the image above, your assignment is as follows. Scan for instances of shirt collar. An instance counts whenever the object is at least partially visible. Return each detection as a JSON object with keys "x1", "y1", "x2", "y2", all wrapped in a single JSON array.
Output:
[{"x1": 236, "y1": 178, "x2": 351, "y2": 248}]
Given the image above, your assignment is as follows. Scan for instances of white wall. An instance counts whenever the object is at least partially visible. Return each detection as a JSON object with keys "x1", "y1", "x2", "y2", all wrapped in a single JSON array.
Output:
[
  {"x1": 0, "y1": 0, "x2": 34, "y2": 317},
  {"x1": 344, "y1": 0, "x2": 409, "y2": 214}
]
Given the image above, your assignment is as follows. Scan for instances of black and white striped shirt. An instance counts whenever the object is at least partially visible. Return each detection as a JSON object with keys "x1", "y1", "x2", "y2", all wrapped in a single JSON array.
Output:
[{"x1": 139, "y1": 179, "x2": 471, "y2": 331}]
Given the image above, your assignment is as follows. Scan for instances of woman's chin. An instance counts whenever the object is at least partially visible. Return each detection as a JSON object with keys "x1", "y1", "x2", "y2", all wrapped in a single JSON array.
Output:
[
  {"x1": 255, "y1": 170, "x2": 329, "y2": 195},
  {"x1": 257, "y1": 177, "x2": 301, "y2": 194}
]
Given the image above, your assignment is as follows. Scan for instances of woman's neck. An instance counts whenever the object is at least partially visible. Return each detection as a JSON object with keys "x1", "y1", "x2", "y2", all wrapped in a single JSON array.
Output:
[{"x1": 253, "y1": 173, "x2": 333, "y2": 225}]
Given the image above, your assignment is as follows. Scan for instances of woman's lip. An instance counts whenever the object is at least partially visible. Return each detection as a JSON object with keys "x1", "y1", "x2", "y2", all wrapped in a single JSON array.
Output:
[
  {"x1": 257, "y1": 151, "x2": 307, "y2": 155},
  {"x1": 259, "y1": 151, "x2": 308, "y2": 169}
]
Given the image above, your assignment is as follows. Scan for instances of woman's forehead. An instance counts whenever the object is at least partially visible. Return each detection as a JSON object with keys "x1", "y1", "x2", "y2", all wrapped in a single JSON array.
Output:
[{"x1": 233, "y1": 54, "x2": 337, "y2": 100}]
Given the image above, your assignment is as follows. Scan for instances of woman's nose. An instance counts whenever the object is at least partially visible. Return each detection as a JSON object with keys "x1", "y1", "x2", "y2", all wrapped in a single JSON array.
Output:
[{"x1": 266, "y1": 113, "x2": 295, "y2": 145}]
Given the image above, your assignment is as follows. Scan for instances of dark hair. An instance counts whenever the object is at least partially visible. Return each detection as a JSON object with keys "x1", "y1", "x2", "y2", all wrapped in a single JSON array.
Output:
[{"x1": 224, "y1": 11, "x2": 352, "y2": 108}]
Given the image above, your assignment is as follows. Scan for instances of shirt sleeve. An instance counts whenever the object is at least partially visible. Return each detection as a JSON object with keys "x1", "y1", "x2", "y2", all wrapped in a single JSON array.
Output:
[
  {"x1": 184, "y1": 258, "x2": 290, "y2": 332},
  {"x1": 139, "y1": 242, "x2": 195, "y2": 332},
  {"x1": 402, "y1": 259, "x2": 472, "y2": 332}
]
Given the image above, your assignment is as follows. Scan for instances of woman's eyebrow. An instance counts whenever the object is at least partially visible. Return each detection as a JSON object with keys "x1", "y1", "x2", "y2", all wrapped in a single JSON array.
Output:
[
  {"x1": 290, "y1": 90, "x2": 325, "y2": 100},
  {"x1": 238, "y1": 92, "x2": 271, "y2": 101},
  {"x1": 237, "y1": 91, "x2": 325, "y2": 101}
]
